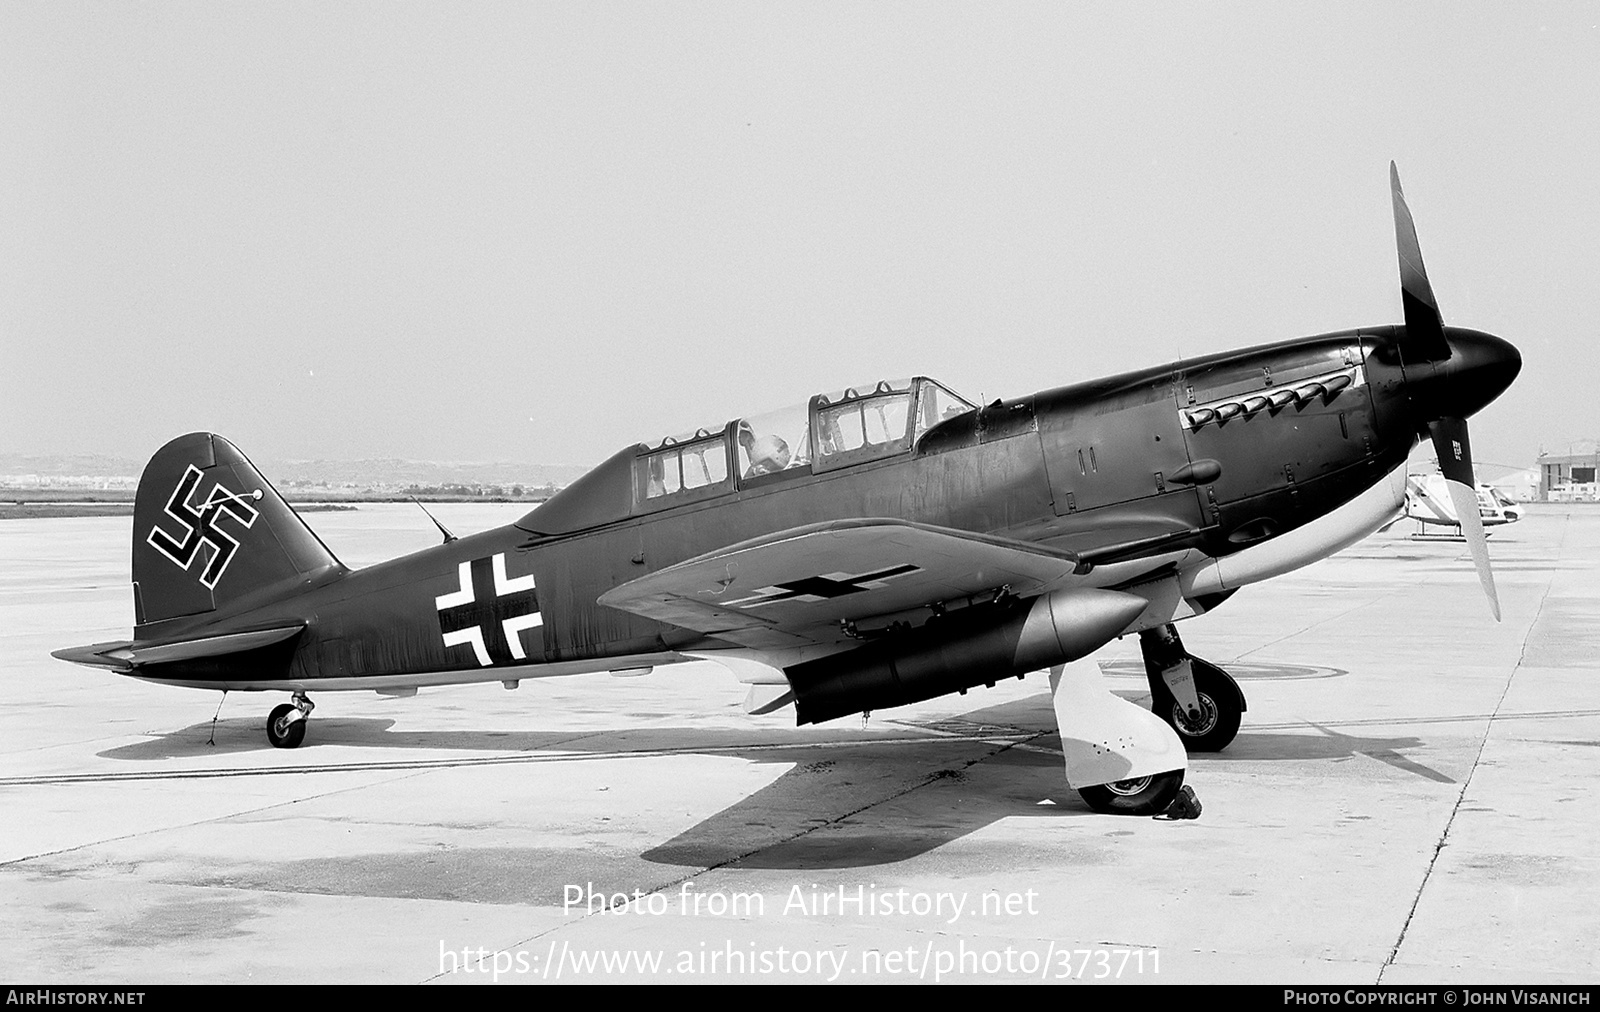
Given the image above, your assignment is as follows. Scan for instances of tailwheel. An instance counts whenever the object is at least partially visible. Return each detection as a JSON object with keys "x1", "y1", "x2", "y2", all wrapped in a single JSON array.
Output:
[
  {"x1": 1159, "y1": 658, "x2": 1242, "y2": 753},
  {"x1": 266, "y1": 698, "x2": 310, "y2": 749},
  {"x1": 1077, "y1": 769, "x2": 1185, "y2": 816}
]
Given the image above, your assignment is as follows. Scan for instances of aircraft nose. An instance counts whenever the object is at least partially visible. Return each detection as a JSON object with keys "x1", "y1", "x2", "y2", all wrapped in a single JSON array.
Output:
[{"x1": 1437, "y1": 328, "x2": 1521, "y2": 419}]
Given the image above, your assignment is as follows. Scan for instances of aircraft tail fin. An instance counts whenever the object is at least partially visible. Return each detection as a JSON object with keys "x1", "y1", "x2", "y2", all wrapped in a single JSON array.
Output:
[{"x1": 131, "y1": 433, "x2": 345, "y2": 635}]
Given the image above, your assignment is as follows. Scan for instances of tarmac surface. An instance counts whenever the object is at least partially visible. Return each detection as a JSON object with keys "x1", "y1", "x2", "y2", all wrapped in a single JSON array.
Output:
[{"x1": 2, "y1": 503, "x2": 1596, "y2": 984}]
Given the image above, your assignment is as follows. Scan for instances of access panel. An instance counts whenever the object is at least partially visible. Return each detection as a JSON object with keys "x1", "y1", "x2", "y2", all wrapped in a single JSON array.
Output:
[{"x1": 1038, "y1": 378, "x2": 1197, "y2": 517}]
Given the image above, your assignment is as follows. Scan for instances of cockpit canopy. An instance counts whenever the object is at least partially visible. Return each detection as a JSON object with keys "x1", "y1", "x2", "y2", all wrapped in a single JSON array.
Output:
[
  {"x1": 516, "y1": 376, "x2": 975, "y2": 535},
  {"x1": 636, "y1": 376, "x2": 974, "y2": 508}
]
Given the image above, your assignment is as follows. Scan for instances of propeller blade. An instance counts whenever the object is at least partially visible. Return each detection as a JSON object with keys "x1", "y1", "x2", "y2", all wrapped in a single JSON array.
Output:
[
  {"x1": 1390, "y1": 163, "x2": 1452, "y2": 362},
  {"x1": 1430, "y1": 416, "x2": 1501, "y2": 621}
]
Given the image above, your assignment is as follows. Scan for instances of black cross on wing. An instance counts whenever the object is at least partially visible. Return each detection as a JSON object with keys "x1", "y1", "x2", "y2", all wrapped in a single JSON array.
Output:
[{"x1": 723, "y1": 563, "x2": 921, "y2": 609}]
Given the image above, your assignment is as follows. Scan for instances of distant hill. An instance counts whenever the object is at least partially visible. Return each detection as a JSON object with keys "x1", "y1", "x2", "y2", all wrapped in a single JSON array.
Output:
[
  {"x1": 260, "y1": 457, "x2": 591, "y2": 490},
  {"x1": 0, "y1": 452, "x2": 143, "y2": 479}
]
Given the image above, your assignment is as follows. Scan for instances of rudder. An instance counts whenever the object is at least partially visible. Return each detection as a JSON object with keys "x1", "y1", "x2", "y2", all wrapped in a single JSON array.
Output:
[{"x1": 132, "y1": 433, "x2": 344, "y2": 634}]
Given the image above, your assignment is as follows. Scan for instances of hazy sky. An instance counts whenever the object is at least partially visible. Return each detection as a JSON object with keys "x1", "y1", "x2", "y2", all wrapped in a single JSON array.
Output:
[{"x1": 3, "y1": 3, "x2": 1595, "y2": 471}]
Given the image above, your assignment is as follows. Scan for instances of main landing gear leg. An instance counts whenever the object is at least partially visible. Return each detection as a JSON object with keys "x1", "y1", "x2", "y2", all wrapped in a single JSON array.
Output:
[
  {"x1": 1139, "y1": 624, "x2": 1245, "y2": 753},
  {"x1": 267, "y1": 693, "x2": 314, "y2": 749},
  {"x1": 1048, "y1": 660, "x2": 1195, "y2": 817}
]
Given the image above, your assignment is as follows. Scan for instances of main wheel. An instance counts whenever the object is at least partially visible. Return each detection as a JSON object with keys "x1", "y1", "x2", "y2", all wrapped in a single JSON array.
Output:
[
  {"x1": 1078, "y1": 769, "x2": 1186, "y2": 815},
  {"x1": 1155, "y1": 659, "x2": 1242, "y2": 753},
  {"x1": 266, "y1": 703, "x2": 307, "y2": 749}
]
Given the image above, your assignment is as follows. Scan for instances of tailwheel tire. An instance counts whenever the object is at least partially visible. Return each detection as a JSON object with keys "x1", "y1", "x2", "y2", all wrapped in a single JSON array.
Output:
[
  {"x1": 1077, "y1": 769, "x2": 1185, "y2": 815},
  {"x1": 1157, "y1": 660, "x2": 1242, "y2": 753},
  {"x1": 267, "y1": 703, "x2": 307, "y2": 749}
]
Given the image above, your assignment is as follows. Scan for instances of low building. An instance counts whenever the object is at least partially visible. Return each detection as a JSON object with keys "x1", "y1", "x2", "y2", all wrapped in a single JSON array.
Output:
[{"x1": 1537, "y1": 442, "x2": 1600, "y2": 501}]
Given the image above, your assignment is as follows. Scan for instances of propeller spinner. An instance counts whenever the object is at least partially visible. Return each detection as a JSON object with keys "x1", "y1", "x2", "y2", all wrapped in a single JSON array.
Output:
[{"x1": 1389, "y1": 163, "x2": 1521, "y2": 621}]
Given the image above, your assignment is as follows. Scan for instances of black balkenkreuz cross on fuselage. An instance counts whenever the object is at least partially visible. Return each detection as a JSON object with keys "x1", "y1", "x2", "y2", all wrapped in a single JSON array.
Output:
[{"x1": 55, "y1": 168, "x2": 1522, "y2": 815}]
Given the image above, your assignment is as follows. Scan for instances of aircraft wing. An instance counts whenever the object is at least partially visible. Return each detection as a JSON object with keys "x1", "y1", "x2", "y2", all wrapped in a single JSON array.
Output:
[{"x1": 598, "y1": 518, "x2": 1089, "y2": 649}]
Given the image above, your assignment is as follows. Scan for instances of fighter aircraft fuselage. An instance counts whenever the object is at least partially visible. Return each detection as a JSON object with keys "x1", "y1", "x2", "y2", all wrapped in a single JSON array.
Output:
[{"x1": 111, "y1": 322, "x2": 1511, "y2": 698}]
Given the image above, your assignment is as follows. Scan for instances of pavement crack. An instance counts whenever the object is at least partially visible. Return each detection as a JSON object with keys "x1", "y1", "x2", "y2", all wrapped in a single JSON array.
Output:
[
  {"x1": 1377, "y1": 532, "x2": 1561, "y2": 982},
  {"x1": 0, "y1": 767, "x2": 441, "y2": 869}
]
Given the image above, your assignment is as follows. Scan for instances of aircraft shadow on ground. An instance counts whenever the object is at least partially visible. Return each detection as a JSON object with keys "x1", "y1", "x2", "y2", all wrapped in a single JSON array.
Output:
[
  {"x1": 96, "y1": 718, "x2": 584, "y2": 760},
  {"x1": 95, "y1": 698, "x2": 1099, "y2": 870},
  {"x1": 92, "y1": 687, "x2": 1456, "y2": 871},
  {"x1": 94, "y1": 658, "x2": 1336, "y2": 763},
  {"x1": 1207, "y1": 730, "x2": 1454, "y2": 782}
]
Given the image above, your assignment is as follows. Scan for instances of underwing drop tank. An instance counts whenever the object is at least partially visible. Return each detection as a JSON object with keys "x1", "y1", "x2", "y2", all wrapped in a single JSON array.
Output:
[{"x1": 787, "y1": 587, "x2": 1147, "y2": 725}]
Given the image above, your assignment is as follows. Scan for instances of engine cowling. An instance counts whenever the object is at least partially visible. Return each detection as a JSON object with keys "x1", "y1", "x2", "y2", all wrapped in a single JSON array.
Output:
[{"x1": 787, "y1": 587, "x2": 1147, "y2": 725}]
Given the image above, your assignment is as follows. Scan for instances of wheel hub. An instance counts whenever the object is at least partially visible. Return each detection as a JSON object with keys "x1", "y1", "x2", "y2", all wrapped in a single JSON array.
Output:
[
  {"x1": 1173, "y1": 692, "x2": 1218, "y2": 736},
  {"x1": 1104, "y1": 776, "x2": 1154, "y2": 797}
]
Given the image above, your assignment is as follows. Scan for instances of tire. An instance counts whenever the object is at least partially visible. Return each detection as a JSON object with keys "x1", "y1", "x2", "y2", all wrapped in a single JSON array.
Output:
[
  {"x1": 267, "y1": 703, "x2": 306, "y2": 749},
  {"x1": 1155, "y1": 659, "x2": 1242, "y2": 753},
  {"x1": 1078, "y1": 769, "x2": 1186, "y2": 816}
]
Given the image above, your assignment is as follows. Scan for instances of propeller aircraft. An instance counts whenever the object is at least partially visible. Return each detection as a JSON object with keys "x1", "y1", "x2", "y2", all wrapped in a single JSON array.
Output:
[{"x1": 55, "y1": 165, "x2": 1521, "y2": 816}]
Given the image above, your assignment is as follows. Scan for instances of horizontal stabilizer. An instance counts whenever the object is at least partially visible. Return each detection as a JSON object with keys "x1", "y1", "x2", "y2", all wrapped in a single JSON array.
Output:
[{"x1": 52, "y1": 624, "x2": 306, "y2": 670}]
